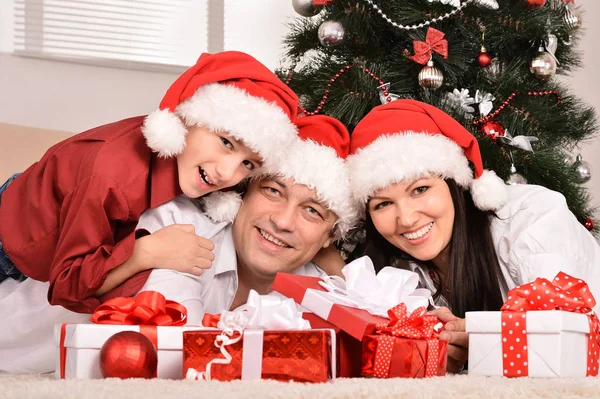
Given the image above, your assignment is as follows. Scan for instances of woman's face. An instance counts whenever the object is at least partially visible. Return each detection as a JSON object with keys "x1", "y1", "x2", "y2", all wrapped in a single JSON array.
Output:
[{"x1": 368, "y1": 176, "x2": 455, "y2": 265}]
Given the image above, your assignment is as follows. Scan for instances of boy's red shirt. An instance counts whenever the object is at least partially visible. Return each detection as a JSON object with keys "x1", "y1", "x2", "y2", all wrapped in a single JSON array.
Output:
[{"x1": 0, "y1": 116, "x2": 182, "y2": 313}]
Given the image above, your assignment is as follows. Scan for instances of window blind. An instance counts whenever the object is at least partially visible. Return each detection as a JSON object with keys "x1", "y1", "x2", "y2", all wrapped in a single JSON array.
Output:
[{"x1": 14, "y1": 0, "x2": 219, "y2": 71}]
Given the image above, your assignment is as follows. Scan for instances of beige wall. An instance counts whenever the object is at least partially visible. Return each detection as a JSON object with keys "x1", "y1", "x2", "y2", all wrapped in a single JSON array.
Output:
[
  {"x1": 568, "y1": 0, "x2": 600, "y2": 216},
  {"x1": 0, "y1": 2, "x2": 598, "y2": 214}
]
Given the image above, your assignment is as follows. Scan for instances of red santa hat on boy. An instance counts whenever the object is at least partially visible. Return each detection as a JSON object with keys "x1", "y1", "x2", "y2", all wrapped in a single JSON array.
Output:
[
  {"x1": 348, "y1": 99, "x2": 508, "y2": 211},
  {"x1": 142, "y1": 51, "x2": 298, "y2": 162},
  {"x1": 271, "y1": 115, "x2": 357, "y2": 238}
]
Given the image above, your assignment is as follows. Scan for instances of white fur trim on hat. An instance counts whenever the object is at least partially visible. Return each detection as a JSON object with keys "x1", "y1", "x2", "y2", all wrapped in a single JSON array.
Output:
[
  {"x1": 348, "y1": 132, "x2": 474, "y2": 205},
  {"x1": 270, "y1": 138, "x2": 357, "y2": 239},
  {"x1": 142, "y1": 83, "x2": 298, "y2": 161},
  {"x1": 199, "y1": 190, "x2": 243, "y2": 224},
  {"x1": 142, "y1": 109, "x2": 188, "y2": 158},
  {"x1": 470, "y1": 169, "x2": 508, "y2": 211}
]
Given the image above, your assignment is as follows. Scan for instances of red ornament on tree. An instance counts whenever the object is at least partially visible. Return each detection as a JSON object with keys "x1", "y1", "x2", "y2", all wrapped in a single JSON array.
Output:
[
  {"x1": 100, "y1": 331, "x2": 158, "y2": 379},
  {"x1": 478, "y1": 46, "x2": 492, "y2": 67},
  {"x1": 480, "y1": 120, "x2": 506, "y2": 141},
  {"x1": 585, "y1": 218, "x2": 595, "y2": 231},
  {"x1": 526, "y1": 0, "x2": 546, "y2": 6}
]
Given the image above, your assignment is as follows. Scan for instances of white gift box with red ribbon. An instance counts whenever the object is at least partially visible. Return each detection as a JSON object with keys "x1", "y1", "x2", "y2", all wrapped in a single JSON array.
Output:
[
  {"x1": 54, "y1": 323, "x2": 214, "y2": 380},
  {"x1": 466, "y1": 310, "x2": 591, "y2": 377},
  {"x1": 466, "y1": 272, "x2": 600, "y2": 378}
]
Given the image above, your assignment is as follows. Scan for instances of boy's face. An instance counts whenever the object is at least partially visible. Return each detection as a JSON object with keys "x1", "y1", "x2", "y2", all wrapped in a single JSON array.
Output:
[
  {"x1": 176, "y1": 126, "x2": 263, "y2": 198},
  {"x1": 232, "y1": 176, "x2": 337, "y2": 280}
]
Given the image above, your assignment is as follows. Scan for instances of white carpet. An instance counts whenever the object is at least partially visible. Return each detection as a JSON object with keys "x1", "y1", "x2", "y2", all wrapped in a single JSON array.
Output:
[{"x1": 2, "y1": 373, "x2": 600, "y2": 399}]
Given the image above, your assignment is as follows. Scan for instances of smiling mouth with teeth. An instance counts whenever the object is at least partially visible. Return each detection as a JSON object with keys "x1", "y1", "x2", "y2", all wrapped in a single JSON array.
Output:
[
  {"x1": 402, "y1": 222, "x2": 434, "y2": 241},
  {"x1": 258, "y1": 228, "x2": 291, "y2": 248},
  {"x1": 199, "y1": 167, "x2": 215, "y2": 186}
]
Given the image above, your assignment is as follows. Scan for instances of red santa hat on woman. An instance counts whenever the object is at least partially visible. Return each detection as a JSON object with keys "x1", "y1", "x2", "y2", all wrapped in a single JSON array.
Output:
[
  {"x1": 271, "y1": 114, "x2": 357, "y2": 238},
  {"x1": 142, "y1": 51, "x2": 299, "y2": 222},
  {"x1": 348, "y1": 99, "x2": 508, "y2": 212}
]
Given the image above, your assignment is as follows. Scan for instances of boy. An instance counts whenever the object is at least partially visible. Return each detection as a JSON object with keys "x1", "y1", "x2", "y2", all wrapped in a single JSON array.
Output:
[{"x1": 0, "y1": 51, "x2": 299, "y2": 313}]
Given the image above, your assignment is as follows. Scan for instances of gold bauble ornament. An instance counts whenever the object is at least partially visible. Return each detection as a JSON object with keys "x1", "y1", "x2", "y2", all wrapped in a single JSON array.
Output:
[
  {"x1": 529, "y1": 47, "x2": 556, "y2": 79},
  {"x1": 418, "y1": 59, "x2": 444, "y2": 89}
]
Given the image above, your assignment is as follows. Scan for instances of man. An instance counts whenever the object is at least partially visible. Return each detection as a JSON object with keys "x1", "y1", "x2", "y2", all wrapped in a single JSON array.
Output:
[{"x1": 0, "y1": 114, "x2": 357, "y2": 373}]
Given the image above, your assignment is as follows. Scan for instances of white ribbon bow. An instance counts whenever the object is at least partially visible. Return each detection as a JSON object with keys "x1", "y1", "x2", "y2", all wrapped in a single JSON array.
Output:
[
  {"x1": 475, "y1": 90, "x2": 495, "y2": 117},
  {"x1": 497, "y1": 130, "x2": 538, "y2": 152},
  {"x1": 317, "y1": 256, "x2": 432, "y2": 318},
  {"x1": 186, "y1": 290, "x2": 309, "y2": 381}
]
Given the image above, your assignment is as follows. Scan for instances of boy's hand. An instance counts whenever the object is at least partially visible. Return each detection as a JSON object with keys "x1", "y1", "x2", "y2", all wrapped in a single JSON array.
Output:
[
  {"x1": 428, "y1": 307, "x2": 469, "y2": 373},
  {"x1": 312, "y1": 245, "x2": 345, "y2": 277},
  {"x1": 137, "y1": 224, "x2": 215, "y2": 275}
]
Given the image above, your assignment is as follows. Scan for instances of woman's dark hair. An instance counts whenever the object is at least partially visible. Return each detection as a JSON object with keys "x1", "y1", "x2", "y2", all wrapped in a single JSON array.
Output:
[{"x1": 361, "y1": 178, "x2": 506, "y2": 318}]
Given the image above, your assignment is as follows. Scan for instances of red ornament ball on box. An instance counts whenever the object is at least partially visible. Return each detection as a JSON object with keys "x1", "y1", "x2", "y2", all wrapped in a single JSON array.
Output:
[
  {"x1": 526, "y1": 0, "x2": 546, "y2": 6},
  {"x1": 100, "y1": 331, "x2": 158, "y2": 379},
  {"x1": 478, "y1": 51, "x2": 492, "y2": 67},
  {"x1": 480, "y1": 120, "x2": 506, "y2": 141},
  {"x1": 585, "y1": 218, "x2": 595, "y2": 231}
]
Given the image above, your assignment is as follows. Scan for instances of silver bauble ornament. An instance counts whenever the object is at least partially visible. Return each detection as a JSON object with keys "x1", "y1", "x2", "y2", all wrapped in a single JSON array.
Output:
[
  {"x1": 530, "y1": 47, "x2": 557, "y2": 79},
  {"x1": 574, "y1": 154, "x2": 592, "y2": 183},
  {"x1": 418, "y1": 59, "x2": 444, "y2": 89},
  {"x1": 292, "y1": 0, "x2": 319, "y2": 17},
  {"x1": 564, "y1": 5, "x2": 583, "y2": 30},
  {"x1": 318, "y1": 21, "x2": 345, "y2": 47},
  {"x1": 506, "y1": 165, "x2": 527, "y2": 185}
]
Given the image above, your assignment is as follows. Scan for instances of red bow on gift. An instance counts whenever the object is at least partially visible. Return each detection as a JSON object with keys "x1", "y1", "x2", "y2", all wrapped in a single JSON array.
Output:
[
  {"x1": 500, "y1": 272, "x2": 600, "y2": 377},
  {"x1": 372, "y1": 304, "x2": 442, "y2": 377},
  {"x1": 409, "y1": 27, "x2": 449, "y2": 65},
  {"x1": 90, "y1": 291, "x2": 187, "y2": 326}
]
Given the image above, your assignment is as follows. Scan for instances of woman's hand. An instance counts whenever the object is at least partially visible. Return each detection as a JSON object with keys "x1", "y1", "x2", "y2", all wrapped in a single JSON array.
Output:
[
  {"x1": 312, "y1": 245, "x2": 345, "y2": 277},
  {"x1": 429, "y1": 306, "x2": 469, "y2": 373}
]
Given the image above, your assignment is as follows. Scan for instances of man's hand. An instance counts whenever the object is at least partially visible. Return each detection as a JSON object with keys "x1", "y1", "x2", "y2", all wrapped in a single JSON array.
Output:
[
  {"x1": 137, "y1": 224, "x2": 215, "y2": 276},
  {"x1": 311, "y1": 245, "x2": 345, "y2": 277},
  {"x1": 429, "y1": 307, "x2": 468, "y2": 373}
]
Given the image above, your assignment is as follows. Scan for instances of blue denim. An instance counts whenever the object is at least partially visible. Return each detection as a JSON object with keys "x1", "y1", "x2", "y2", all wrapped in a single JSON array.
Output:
[{"x1": 0, "y1": 173, "x2": 27, "y2": 283}]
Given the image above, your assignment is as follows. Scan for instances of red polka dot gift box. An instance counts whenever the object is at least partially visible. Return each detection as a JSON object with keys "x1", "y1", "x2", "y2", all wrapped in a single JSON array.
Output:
[{"x1": 466, "y1": 272, "x2": 600, "y2": 378}]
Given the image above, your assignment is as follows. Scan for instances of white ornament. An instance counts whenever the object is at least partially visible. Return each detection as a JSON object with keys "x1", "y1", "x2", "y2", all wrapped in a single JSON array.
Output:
[
  {"x1": 444, "y1": 88, "x2": 476, "y2": 119},
  {"x1": 427, "y1": 0, "x2": 498, "y2": 9},
  {"x1": 377, "y1": 83, "x2": 401, "y2": 104},
  {"x1": 475, "y1": 90, "x2": 495, "y2": 117},
  {"x1": 497, "y1": 130, "x2": 539, "y2": 152}
]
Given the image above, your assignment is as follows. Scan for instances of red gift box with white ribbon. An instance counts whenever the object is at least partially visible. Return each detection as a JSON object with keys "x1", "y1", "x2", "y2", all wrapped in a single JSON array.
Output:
[
  {"x1": 466, "y1": 272, "x2": 600, "y2": 377},
  {"x1": 271, "y1": 257, "x2": 447, "y2": 378}
]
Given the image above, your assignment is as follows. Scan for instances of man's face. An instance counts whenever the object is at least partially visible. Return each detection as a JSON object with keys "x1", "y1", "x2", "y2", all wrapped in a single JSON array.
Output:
[{"x1": 232, "y1": 176, "x2": 337, "y2": 279}]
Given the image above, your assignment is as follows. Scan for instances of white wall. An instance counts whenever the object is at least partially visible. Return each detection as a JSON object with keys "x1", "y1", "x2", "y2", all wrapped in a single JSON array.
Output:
[
  {"x1": 567, "y1": 0, "x2": 600, "y2": 215},
  {"x1": 0, "y1": 0, "x2": 598, "y2": 214}
]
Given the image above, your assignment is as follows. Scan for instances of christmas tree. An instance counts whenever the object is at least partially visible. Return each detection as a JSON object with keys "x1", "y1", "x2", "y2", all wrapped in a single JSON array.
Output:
[{"x1": 277, "y1": 0, "x2": 597, "y2": 236}]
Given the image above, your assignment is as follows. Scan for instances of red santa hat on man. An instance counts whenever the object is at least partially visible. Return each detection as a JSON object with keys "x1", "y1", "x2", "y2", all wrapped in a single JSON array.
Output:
[
  {"x1": 142, "y1": 51, "x2": 298, "y2": 161},
  {"x1": 348, "y1": 99, "x2": 508, "y2": 212},
  {"x1": 270, "y1": 114, "x2": 357, "y2": 238},
  {"x1": 142, "y1": 51, "x2": 299, "y2": 222}
]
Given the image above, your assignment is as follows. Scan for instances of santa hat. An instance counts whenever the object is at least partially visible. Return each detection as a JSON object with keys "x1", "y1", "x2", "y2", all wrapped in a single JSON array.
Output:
[
  {"x1": 271, "y1": 115, "x2": 357, "y2": 239},
  {"x1": 142, "y1": 51, "x2": 298, "y2": 161},
  {"x1": 142, "y1": 51, "x2": 300, "y2": 223},
  {"x1": 348, "y1": 99, "x2": 508, "y2": 212}
]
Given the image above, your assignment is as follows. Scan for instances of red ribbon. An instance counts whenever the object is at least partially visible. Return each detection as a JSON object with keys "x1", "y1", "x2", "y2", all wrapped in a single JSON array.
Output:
[
  {"x1": 312, "y1": 0, "x2": 335, "y2": 5},
  {"x1": 500, "y1": 272, "x2": 600, "y2": 377},
  {"x1": 409, "y1": 27, "x2": 449, "y2": 65},
  {"x1": 90, "y1": 291, "x2": 187, "y2": 326},
  {"x1": 372, "y1": 303, "x2": 441, "y2": 378},
  {"x1": 202, "y1": 313, "x2": 221, "y2": 328}
]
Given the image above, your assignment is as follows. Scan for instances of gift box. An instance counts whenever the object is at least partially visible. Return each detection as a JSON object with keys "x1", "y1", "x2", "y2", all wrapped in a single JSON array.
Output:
[
  {"x1": 55, "y1": 323, "x2": 212, "y2": 379},
  {"x1": 466, "y1": 272, "x2": 600, "y2": 378},
  {"x1": 55, "y1": 290, "x2": 208, "y2": 379},
  {"x1": 272, "y1": 260, "x2": 445, "y2": 379},
  {"x1": 183, "y1": 329, "x2": 336, "y2": 382}
]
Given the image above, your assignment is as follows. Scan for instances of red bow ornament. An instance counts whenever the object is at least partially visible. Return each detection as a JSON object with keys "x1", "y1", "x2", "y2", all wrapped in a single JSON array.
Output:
[
  {"x1": 90, "y1": 290, "x2": 187, "y2": 326},
  {"x1": 366, "y1": 303, "x2": 445, "y2": 378},
  {"x1": 409, "y1": 27, "x2": 449, "y2": 65},
  {"x1": 500, "y1": 272, "x2": 600, "y2": 377}
]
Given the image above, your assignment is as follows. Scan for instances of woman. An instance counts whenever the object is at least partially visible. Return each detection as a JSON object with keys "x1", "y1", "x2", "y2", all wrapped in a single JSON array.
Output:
[{"x1": 347, "y1": 99, "x2": 600, "y2": 371}]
